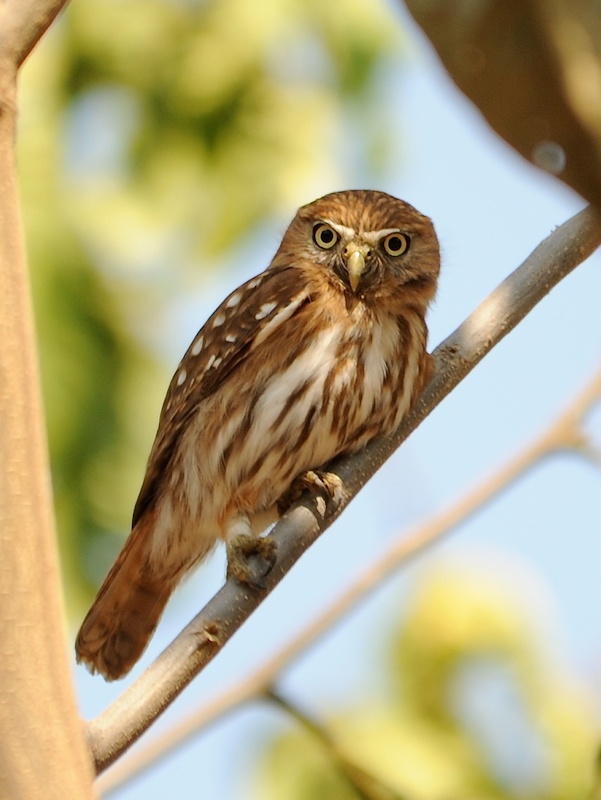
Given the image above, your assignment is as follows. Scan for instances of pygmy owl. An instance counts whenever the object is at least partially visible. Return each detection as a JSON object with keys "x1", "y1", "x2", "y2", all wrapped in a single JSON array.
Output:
[{"x1": 76, "y1": 189, "x2": 440, "y2": 680}]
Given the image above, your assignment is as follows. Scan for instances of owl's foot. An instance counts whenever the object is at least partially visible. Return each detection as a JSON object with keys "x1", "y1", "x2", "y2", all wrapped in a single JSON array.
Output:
[
  {"x1": 278, "y1": 469, "x2": 344, "y2": 515},
  {"x1": 226, "y1": 534, "x2": 277, "y2": 589}
]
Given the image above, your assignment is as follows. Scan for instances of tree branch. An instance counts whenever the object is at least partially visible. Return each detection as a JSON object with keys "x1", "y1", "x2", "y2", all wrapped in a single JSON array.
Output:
[{"x1": 87, "y1": 204, "x2": 601, "y2": 774}]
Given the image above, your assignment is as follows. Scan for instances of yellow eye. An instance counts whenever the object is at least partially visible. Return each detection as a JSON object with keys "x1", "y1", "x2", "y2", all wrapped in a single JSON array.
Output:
[
  {"x1": 313, "y1": 223, "x2": 338, "y2": 250},
  {"x1": 383, "y1": 232, "x2": 410, "y2": 256}
]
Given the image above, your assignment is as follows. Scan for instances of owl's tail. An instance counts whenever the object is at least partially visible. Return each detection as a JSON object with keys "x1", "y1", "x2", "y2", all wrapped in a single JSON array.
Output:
[{"x1": 75, "y1": 516, "x2": 176, "y2": 681}]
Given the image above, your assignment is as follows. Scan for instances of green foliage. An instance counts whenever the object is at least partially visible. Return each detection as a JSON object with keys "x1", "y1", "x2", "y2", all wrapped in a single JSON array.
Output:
[
  {"x1": 255, "y1": 566, "x2": 598, "y2": 799},
  {"x1": 56, "y1": 0, "x2": 399, "y2": 261},
  {"x1": 16, "y1": 0, "x2": 400, "y2": 611}
]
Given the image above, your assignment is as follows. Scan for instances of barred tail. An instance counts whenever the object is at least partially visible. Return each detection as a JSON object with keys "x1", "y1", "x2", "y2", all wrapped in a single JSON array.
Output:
[{"x1": 75, "y1": 517, "x2": 175, "y2": 681}]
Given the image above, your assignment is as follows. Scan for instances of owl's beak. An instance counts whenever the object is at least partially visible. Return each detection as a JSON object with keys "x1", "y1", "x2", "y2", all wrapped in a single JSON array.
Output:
[{"x1": 346, "y1": 247, "x2": 367, "y2": 292}]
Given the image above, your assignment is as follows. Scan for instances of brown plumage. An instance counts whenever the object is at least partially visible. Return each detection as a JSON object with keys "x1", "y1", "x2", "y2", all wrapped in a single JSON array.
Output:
[{"x1": 75, "y1": 189, "x2": 440, "y2": 680}]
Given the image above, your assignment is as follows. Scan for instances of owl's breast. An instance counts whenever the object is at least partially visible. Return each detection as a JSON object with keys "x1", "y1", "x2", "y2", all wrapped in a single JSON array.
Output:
[
  {"x1": 324, "y1": 305, "x2": 427, "y2": 451},
  {"x1": 224, "y1": 306, "x2": 426, "y2": 511},
  {"x1": 175, "y1": 300, "x2": 428, "y2": 528}
]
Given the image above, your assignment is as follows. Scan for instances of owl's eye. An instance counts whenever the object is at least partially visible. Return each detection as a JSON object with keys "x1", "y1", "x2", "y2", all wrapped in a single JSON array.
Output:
[
  {"x1": 313, "y1": 223, "x2": 338, "y2": 250},
  {"x1": 383, "y1": 232, "x2": 410, "y2": 256}
]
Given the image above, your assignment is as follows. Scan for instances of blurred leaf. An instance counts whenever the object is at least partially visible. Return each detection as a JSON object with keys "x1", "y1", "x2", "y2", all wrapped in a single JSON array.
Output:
[
  {"x1": 403, "y1": 0, "x2": 601, "y2": 212},
  {"x1": 61, "y1": 0, "x2": 399, "y2": 261}
]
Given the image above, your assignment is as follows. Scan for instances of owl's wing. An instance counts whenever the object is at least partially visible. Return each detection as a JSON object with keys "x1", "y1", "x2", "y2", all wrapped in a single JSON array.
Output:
[{"x1": 132, "y1": 264, "x2": 312, "y2": 526}]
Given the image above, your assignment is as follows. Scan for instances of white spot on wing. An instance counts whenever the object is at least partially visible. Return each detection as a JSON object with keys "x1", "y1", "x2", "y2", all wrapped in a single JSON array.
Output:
[
  {"x1": 247, "y1": 276, "x2": 263, "y2": 290},
  {"x1": 177, "y1": 369, "x2": 187, "y2": 386},
  {"x1": 225, "y1": 333, "x2": 237, "y2": 343},
  {"x1": 213, "y1": 313, "x2": 226, "y2": 327},
  {"x1": 206, "y1": 354, "x2": 216, "y2": 369},
  {"x1": 255, "y1": 301, "x2": 277, "y2": 321},
  {"x1": 191, "y1": 336, "x2": 204, "y2": 356},
  {"x1": 226, "y1": 292, "x2": 242, "y2": 308},
  {"x1": 252, "y1": 292, "x2": 307, "y2": 349},
  {"x1": 212, "y1": 357, "x2": 223, "y2": 368}
]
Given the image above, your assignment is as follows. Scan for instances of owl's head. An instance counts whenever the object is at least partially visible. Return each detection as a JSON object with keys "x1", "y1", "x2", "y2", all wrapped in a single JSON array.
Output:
[{"x1": 275, "y1": 189, "x2": 440, "y2": 308}]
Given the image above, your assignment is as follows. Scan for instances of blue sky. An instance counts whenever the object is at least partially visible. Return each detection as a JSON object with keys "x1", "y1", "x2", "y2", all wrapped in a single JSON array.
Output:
[{"x1": 79, "y1": 6, "x2": 601, "y2": 798}]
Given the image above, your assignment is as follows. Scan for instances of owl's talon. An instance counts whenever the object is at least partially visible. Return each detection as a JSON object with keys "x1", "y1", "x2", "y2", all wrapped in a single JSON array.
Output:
[
  {"x1": 305, "y1": 470, "x2": 344, "y2": 506},
  {"x1": 226, "y1": 534, "x2": 277, "y2": 589},
  {"x1": 278, "y1": 469, "x2": 344, "y2": 514}
]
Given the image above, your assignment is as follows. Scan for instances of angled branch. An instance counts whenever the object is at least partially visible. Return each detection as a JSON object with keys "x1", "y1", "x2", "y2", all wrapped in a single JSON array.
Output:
[{"x1": 88, "y1": 205, "x2": 601, "y2": 774}]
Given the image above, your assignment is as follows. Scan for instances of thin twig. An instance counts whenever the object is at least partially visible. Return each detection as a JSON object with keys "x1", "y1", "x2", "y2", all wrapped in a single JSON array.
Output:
[
  {"x1": 96, "y1": 365, "x2": 601, "y2": 794},
  {"x1": 265, "y1": 687, "x2": 407, "y2": 800},
  {"x1": 88, "y1": 205, "x2": 601, "y2": 774}
]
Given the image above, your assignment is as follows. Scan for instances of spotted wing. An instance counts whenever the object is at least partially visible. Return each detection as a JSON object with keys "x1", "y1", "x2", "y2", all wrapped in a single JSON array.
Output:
[{"x1": 132, "y1": 264, "x2": 311, "y2": 525}]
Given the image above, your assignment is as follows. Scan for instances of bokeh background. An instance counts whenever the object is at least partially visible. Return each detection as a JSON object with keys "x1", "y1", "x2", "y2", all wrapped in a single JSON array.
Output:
[{"x1": 18, "y1": 0, "x2": 601, "y2": 797}]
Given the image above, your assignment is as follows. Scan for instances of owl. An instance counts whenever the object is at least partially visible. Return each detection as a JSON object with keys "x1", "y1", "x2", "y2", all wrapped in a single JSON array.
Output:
[{"x1": 76, "y1": 189, "x2": 440, "y2": 680}]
